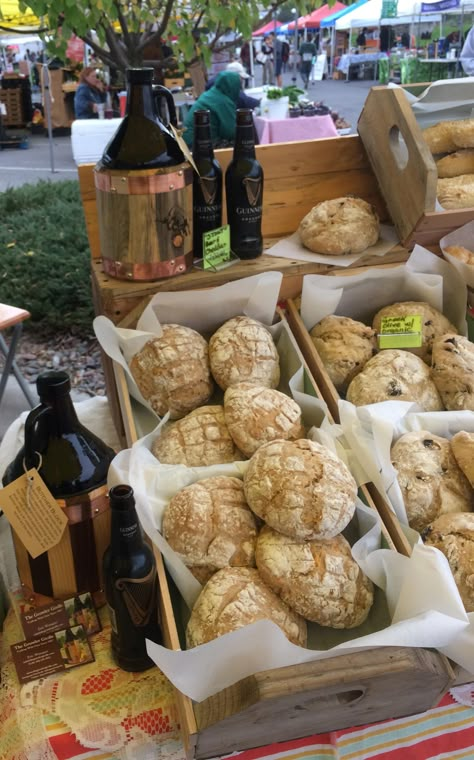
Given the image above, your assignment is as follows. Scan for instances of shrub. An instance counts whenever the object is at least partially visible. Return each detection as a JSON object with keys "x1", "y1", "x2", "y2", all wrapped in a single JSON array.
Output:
[{"x1": 0, "y1": 180, "x2": 93, "y2": 329}]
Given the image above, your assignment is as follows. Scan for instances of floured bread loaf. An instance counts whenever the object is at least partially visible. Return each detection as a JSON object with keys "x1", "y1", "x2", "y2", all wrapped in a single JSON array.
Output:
[
  {"x1": 209, "y1": 316, "x2": 280, "y2": 391},
  {"x1": 438, "y1": 174, "x2": 474, "y2": 209},
  {"x1": 244, "y1": 439, "x2": 357, "y2": 541},
  {"x1": 309, "y1": 315, "x2": 377, "y2": 393},
  {"x1": 256, "y1": 526, "x2": 374, "y2": 628},
  {"x1": 451, "y1": 431, "x2": 474, "y2": 487},
  {"x1": 449, "y1": 119, "x2": 474, "y2": 149},
  {"x1": 185, "y1": 567, "x2": 307, "y2": 647},
  {"x1": 162, "y1": 476, "x2": 257, "y2": 582},
  {"x1": 298, "y1": 197, "x2": 379, "y2": 256},
  {"x1": 224, "y1": 383, "x2": 305, "y2": 457},
  {"x1": 431, "y1": 334, "x2": 474, "y2": 411},
  {"x1": 423, "y1": 121, "x2": 460, "y2": 154},
  {"x1": 436, "y1": 149, "x2": 474, "y2": 178},
  {"x1": 129, "y1": 324, "x2": 213, "y2": 418},
  {"x1": 346, "y1": 349, "x2": 443, "y2": 410},
  {"x1": 372, "y1": 301, "x2": 458, "y2": 363},
  {"x1": 423, "y1": 513, "x2": 474, "y2": 612},
  {"x1": 444, "y1": 244, "x2": 474, "y2": 266},
  {"x1": 151, "y1": 405, "x2": 242, "y2": 466},
  {"x1": 391, "y1": 430, "x2": 473, "y2": 533}
]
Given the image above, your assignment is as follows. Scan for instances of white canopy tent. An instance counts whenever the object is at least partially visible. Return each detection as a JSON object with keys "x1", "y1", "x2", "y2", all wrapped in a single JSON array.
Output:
[{"x1": 334, "y1": 0, "x2": 441, "y2": 29}]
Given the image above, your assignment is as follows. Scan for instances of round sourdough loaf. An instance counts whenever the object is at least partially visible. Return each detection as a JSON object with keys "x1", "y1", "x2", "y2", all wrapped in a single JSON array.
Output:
[
  {"x1": 444, "y1": 244, "x2": 474, "y2": 266},
  {"x1": 129, "y1": 324, "x2": 213, "y2": 418},
  {"x1": 224, "y1": 383, "x2": 305, "y2": 457},
  {"x1": 309, "y1": 315, "x2": 377, "y2": 392},
  {"x1": 162, "y1": 476, "x2": 257, "y2": 582},
  {"x1": 346, "y1": 349, "x2": 443, "y2": 410},
  {"x1": 423, "y1": 512, "x2": 474, "y2": 612},
  {"x1": 255, "y1": 525, "x2": 374, "y2": 628},
  {"x1": 298, "y1": 197, "x2": 379, "y2": 256},
  {"x1": 185, "y1": 566, "x2": 307, "y2": 647},
  {"x1": 372, "y1": 301, "x2": 458, "y2": 364},
  {"x1": 391, "y1": 430, "x2": 473, "y2": 533},
  {"x1": 451, "y1": 431, "x2": 474, "y2": 487},
  {"x1": 437, "y1": 174, "x2": 474, "y2": 209},
  {"x1": 431, "y1": 334, "x2": 474, "y2": 411},
  {"x1": 243, "y1": 439, "x2": 357, "y2": 541},
  {"x1": 151, "y1": 405, "x2": 243, "y2": 466},
  {"x1": 209, "y1": 316, "x2": 280, "y2": 391}
]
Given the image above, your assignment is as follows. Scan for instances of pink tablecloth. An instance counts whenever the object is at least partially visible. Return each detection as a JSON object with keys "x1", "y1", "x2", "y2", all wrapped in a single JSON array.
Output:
[{"x1": 254, "y1": 114, "x2": 338, "y2": 145}]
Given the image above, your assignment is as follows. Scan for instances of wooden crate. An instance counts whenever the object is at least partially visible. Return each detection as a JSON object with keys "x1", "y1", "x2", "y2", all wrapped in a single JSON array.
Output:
[
  {"x1": 131, "y1": 317, "x2": 455, "y2": 759},
  {"x1": 358, "y1": 86, "x2": 474, "y2": 250},
  {"x1": 0, "y1": 88, "x2": 24, "y2": 127}
]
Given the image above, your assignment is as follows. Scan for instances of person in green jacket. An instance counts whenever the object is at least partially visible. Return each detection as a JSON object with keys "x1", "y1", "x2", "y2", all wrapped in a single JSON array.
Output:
[{"x1": 183, "y1": 70, "x2": 242, "y2": 148}]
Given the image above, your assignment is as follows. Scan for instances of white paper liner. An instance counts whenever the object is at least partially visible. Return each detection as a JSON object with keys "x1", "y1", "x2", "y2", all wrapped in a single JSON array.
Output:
[{"x1": 266, "y1": 225, "x2": 399, "y2": 268}]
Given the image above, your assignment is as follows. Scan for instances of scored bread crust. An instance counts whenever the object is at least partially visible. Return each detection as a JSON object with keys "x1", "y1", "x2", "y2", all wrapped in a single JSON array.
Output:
[
  {"x1": 346, "y1": 349, "x2": 443, "y2": 410},
  {"x1": 151, "y1": 405, "x2": 243, "y2": 466},
  {"x1": 255, "y1": 525, "x2": 374, "y2": 628},
  {"x1": 431, "y1": 334, "x2": 474, "y2": 411},
  {"x1": 243, "y1": 439, "x2": 357, "y2": 541},
  {"x1": 423, "y1": 513, "x2": 474, "y2": 612},
  {"x1": 162, "y1": 476, "x2": 257, "y2": 577},
  {"x1": 224, "y1": 383, "x2": 305, "y2": 457},
  {"x1": 298, "y1": 197, "x2": 379, "y2": 256},
  {"x1": 391, "y1": 430, "x2": 473, "y2": 533},
  {"x1": 185, "y1": 567, "x2": 307, "y2": 648},
  {"x1": 451, "y1": 431, "x2": 474, "y2": 487},
  {"x1": 209, "y1": 316, "x2": 280, "y2": 391},
  {"x1": 129, "y1": 324, "x2": 213, "y2": 418},
  {"x1": 309, "y1": 315, "x2": 377, "y2": 392},
  {"x1": 437, "y1": 174, "x2": 474, "y2": 209}
]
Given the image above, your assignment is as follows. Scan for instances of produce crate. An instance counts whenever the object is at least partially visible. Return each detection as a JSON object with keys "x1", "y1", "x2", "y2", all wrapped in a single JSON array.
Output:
[
  {"x1": 358, "y1": 86, "x2": 474, "y2": 249},
  {"x1": 0, "y1": 88, "x2": 24, "y2": 127}
]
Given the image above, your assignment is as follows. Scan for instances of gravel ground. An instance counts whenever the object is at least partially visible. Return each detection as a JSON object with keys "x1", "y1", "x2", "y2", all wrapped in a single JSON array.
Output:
[{"x1": 10, "y1": 326, "x2": 106, "y2": 397}]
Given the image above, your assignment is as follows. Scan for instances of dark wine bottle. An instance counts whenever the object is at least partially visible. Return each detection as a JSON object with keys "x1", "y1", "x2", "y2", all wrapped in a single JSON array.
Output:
[
  {"x1": 192, "y1": 109, "x2": 223, "y2": 259},
  {"x1": 225, "y1": 109, "x2": 264, "y2": 260},
  {"x1": 99, "y1": 67, "x2": 185, "y2": 170},
  {"x1": 2, "y1": 370, "x2": 116, "y2": 597},
  {"x1": 103, "y1": 484, "x2": 162, "y2": 672}
]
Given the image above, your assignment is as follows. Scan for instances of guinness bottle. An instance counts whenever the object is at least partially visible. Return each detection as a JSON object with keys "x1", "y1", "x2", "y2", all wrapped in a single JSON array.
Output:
[
  {"x1": 192, "y1": 109, "x2": 223, "y2": 259},
  {"x1": 225, "y1": 109, "x2": 264, "y2": 259},
  {"x1": 103, "y1": 484, "x2": 162, "y2": 672}
]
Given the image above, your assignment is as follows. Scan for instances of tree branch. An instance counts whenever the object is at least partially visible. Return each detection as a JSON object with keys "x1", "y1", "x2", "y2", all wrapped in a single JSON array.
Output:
[
  {"x1": 81, "y1": 32, "x2": 117, "y2": 69},
  {"x1": 103, "y1": 21, "x2": 129, "y2": 68},
  {"x1": 114, "y1": 0, "x2": 132, "y2": 50},
  {"x1": 136, "y1": 0, "x2": 175, "y2": 52}
]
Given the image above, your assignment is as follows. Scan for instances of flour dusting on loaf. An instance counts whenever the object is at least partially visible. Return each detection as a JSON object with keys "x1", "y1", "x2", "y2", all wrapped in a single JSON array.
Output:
[
  {"x1": 431, "y1": 334, "x2": 474, "y2": 411},
  {"x1": 423, "y1": 512, "x2": 474, "y2": 612},
  {"x1": 309, "y1": 315, "x2": 377, "y2": 392},
  {"x1": 298, "y1": 196, "x2": 379, "y2": 256}
]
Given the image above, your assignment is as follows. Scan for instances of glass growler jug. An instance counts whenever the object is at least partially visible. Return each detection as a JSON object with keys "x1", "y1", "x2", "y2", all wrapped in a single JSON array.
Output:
[{"x1": 94, "y1": 67, "x2": 193, "y2": 282}]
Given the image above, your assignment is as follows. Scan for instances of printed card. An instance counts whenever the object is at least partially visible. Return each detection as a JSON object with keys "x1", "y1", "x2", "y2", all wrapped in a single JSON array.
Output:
[
  {"x1": 20, "y1": 592, "x2": 101, "y2": 639},
  {"x1": 11, "y1": 625, "x2": 94, "y2": 684}
]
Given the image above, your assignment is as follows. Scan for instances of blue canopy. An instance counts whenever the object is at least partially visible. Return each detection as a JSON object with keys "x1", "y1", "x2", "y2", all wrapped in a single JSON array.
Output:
[{"x1": 320, "y1": 0, "x2": 369, "y2": 27}]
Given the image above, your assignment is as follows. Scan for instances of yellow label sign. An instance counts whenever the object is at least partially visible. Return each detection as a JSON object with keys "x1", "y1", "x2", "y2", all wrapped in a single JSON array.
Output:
[
  {"x1": 203, "y1": 225, "x2": 231, "y2": 270},
  {"x1": 378, "y1": 315, "x2": 423, "y2": 349},
  {"x1": 1, "y1": 469, "x2": 68, "y2": 558}
]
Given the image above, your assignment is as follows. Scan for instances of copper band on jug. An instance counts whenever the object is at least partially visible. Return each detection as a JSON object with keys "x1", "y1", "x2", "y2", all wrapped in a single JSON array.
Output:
[
  {"x1": 94, "y1": 166, "x2": 193, "y2": 196},
  {"x1": 102, "y1": 251, "x2": 193, "y2": 281}
]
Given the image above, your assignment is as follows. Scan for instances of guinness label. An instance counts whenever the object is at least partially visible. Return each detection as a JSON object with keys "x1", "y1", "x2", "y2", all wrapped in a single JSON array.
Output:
[{"x1": 243, "y1": 177, "x2": 262, "y2": 207}]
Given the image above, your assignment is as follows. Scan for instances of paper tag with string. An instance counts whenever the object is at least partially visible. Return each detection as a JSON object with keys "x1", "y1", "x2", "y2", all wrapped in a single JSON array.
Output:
[{"x1": 0, "y1": 465, "x2": 68, "y2": 558}]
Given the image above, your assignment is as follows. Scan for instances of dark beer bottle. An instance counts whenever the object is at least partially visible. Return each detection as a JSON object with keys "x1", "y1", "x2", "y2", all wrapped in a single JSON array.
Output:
[
  {"x1": 225, "y1": 109, "x2": 264, "y2": 259},
  {"x1": 2, "y1": 370, "x2": 116, "y2": 597},
  {"x1": 192, "y1": 109, "x2": 223, "y2": 259},
  {"x1": 103, "y1": 484, "x2": 162, "y2": 672}
]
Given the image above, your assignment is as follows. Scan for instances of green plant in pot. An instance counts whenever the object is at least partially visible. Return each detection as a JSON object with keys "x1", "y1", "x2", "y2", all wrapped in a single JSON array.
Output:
[{"x1": 266, "y1": 86, "x2": 305, "y2": 105}]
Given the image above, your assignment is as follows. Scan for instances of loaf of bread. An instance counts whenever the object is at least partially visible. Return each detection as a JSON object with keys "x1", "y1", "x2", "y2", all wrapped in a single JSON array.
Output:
[
  {"x1": 298, "y1": 197, "x2": 379, "y2": 256},
  {"x1": 444, "y1": 244, "x2": 474, "y2": 266},
  {"x1": 423, "y1": 120, "x2": 460, "y2": 154},
  {"x1": 209, "y1": 316, "x2": 280, "y2": 391},
  {"x1": 162, "y1": 476, "x2": 257, "y2": 582},
  {"x1": 129, "y1": 324, "x2": 213, "y2": 418},
  {"x1": 451, "y1": 431, "x2": 474, "y2": 487},
  {"x1": 371, "y1": 301, "x2": 458, "y2": 364},
  {"x1": 423, "y1": 513, "x2": 474, "y2": 612},
  {"x1": 256, "y1": 525, "x2": 374, "y2": 628},
  {"x1": 244, "y1": 439, "x2": 357, "y2": 541},
  {"x1": 438, "y1": 174, "x2": 474, "y2": 209},
  {"x1": 309, "y1": 315, "x2": 377, "y2": 393},
  {"x1": 185, "y1": 567, "x2": 307, "y2": 648},
  {"x1": 151, "y1": 405, "x2": 243, "y2": 466},
  {"x1": 436, "y1": 149, "x2": 474, "y2": 178},
  {"x1": 449, "y1": 119, "x2": 474, "y2": 149},
  {"x1": 224, "y1": 383, "x2": 305, "y2": 457},
  {"x1": 431, "y1": 334, "x2": 474, "y2": 411},
  {"x1": 346, "y1": 349, "x2": 443, "y2": 410},
  {"x1": 391, "y1": 431, "x2": 473, "y2": 533}
]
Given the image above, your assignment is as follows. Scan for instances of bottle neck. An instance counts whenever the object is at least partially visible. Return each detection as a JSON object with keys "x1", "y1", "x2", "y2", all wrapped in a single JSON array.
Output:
[
  {"x1": 126, "y1": 82, "x2": 156, "y2": 120},
  {"x1": 193, "y1": 124, "x2": 215, "y2": 159},
  {"x1": 110, "y1": 501, "x2": 145, "y2": 558},
  {"x1": 233, "y1": 124, "x2": 256, "y2": 159}
]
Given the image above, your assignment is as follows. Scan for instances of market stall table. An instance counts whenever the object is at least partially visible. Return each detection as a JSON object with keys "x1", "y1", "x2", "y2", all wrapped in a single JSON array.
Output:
[
  {"x1": 336, "y1": 52, "x2": 387, "y2": 80},
  {"x1": 254, "y1": 114, "x2": 338, "y2": 144},
  {"x1": 417, "y1": 57, "x2": 461, "y2": 80}
]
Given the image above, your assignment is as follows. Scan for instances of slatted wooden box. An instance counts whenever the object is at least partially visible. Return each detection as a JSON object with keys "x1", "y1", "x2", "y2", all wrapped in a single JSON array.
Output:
[{"x1": 358, "y1": 86, "x2": 474, "y2": 250}]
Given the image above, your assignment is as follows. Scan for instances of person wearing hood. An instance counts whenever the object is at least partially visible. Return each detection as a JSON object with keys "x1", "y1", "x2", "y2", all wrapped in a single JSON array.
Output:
[{"x1": 183, "y1": 70, "x2": 242, "y2": 148}]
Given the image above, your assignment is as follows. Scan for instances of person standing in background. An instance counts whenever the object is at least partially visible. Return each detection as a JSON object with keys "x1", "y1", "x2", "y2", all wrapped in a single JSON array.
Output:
[
  {"x1": 298, "y1": 34, "x2": 317, "y2": 89},
  {"x1": 74, "y1": 67, "x2": 107, "y2": 119},
  {"x1": 274, "y1": 36, "x2": 283, "y2": 87},
  {"x1": 261, "y1": 33, "x2": 275, "y2": 85},
  {"x1": 460, "y1": 26, "x2": 474, "y2": 75},
  {"x1": 356, "y1": 27, "x2": 367, "y2": 47}
]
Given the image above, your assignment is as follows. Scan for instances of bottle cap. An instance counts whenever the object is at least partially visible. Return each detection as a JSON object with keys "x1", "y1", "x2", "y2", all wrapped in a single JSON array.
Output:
[
  {"x1": 194, "y1": 109, "x2": 211, "y2": 125},
  {"x1": 127, "y1": 68, "x2": 154, "y2": 84},
  {"x1": 236, "y1": 109, "x2": 253, "y2": 126},
  {"x1": 36, "y1": 371, "x2": 71, "y2": 399}
]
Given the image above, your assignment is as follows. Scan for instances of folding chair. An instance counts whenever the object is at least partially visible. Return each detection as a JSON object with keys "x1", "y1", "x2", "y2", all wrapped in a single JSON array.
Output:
[{"x1": 0, "y1": 304, "x2": 36, "y2": 410}]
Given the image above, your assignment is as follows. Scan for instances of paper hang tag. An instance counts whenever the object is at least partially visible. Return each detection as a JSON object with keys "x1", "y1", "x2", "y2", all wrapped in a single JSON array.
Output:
[
  {"x1": 378, "y1": 315, "x2": 423, "y2": 349},
  {"x1": 170, "y1": 124, "x2": 199, "y2": 174},
  {"x1": 1, "y1": 469, "x2": 68, "y2": 558}
]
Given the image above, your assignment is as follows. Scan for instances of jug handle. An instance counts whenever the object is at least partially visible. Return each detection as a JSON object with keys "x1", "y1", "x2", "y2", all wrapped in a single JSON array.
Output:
[
  {"x1": 24, "y1": 404, "x2": 49, "y2": 470},
  {"x1": 153, "y1": 84, "x2": 178, "y2": 129}
]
